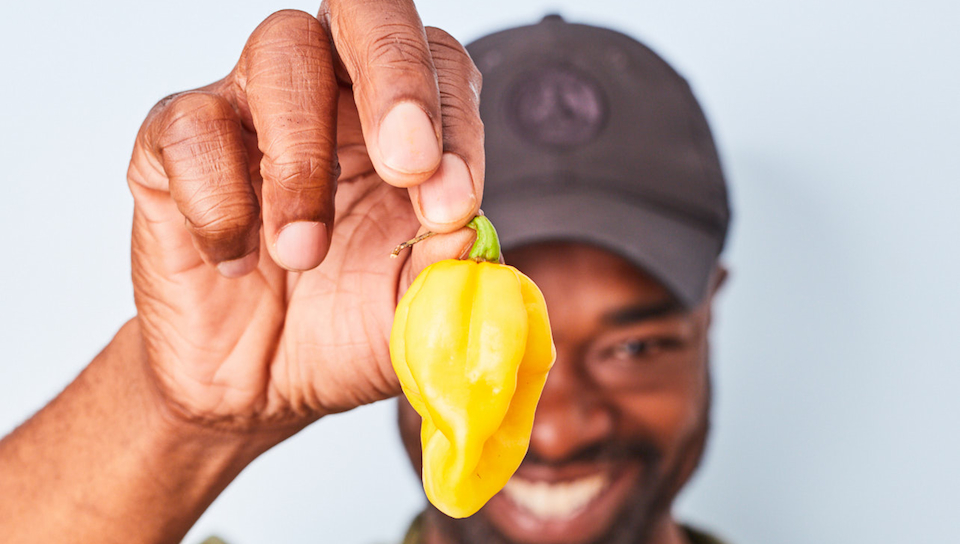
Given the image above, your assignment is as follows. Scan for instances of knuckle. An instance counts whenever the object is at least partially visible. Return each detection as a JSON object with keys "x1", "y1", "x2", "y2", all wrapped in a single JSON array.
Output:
[
  {"x1": 424, "y1": 26, "x2": 456, "y2": 46},
  {"x1": 149, "y1": 91, "x2": 188, "y2": 117},
  {"x1": 246, "y1": 9, "x2": 326, "y2": 62},
  {"x1": 136, "y1": 91, "x2": 234, "y2": 189},
  {"x1": 365, "y1": 24, "x2": 434, "y2": 73},
  {"x1": 166, "y1": 91, "x2": 228, "y2": 116},
  {"x1": 240, "y1": 10, "x2": 331, "y2": 91},
  {"x1": 257, "y1": 9, "x2": 323, "y2": 37},
  {"x1": 426, "y1": 30, "x2": 482, "y2": 102},
  {"x1": 426, "y1": 25, "x2": 477, "y2": 87},
  {"x1": 186, "y1": 195, "x2": 260, "y2": 251},
  {"x1": 157, "y1": 93, "x2": 237, "y2": 149},
  {"x1": 138, "y1": 92, "x2": 246, "y2": 188},
  {"x1": 263, "y1": 150, "x2": 338, "y2": 194},
  {"x1": 257, "y1": 117, "x2": 336, "y2": 159},
  {"x1": 154, "y1": 96, "x2": 247, "y2": 183},
  {"x1": 425, "y1": 27, "x2": 470, "y2": 65}
]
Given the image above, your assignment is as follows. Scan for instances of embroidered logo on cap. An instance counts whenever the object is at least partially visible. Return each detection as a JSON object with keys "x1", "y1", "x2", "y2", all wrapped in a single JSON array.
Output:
[{"x1": 507, "y1": 65, "x2": 607, "y2": 148}]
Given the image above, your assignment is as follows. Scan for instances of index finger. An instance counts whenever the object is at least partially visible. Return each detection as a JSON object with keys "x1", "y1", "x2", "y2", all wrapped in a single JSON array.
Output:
[
  {"x1": 319, "y1": 0, "x2": 444, "y2": 185},
  {"x1": 234, "y1": 10, "x2": 340, "y2": 271}
]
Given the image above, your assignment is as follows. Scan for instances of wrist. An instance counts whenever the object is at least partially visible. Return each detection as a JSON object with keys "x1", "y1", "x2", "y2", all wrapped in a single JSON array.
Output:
[
  {"x1": 118, "y1": 317, "x2": 295, "y2": 508},
  {"x1": 80, "y1": 317, "x2": 294, "y2": 541},
  {"x1": 0, "y1": 318, "x2": 293, "y2": 543}
]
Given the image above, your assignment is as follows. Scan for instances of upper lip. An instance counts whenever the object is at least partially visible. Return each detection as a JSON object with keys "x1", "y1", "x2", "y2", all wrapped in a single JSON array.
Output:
[{"x1": 511, "y1": 461, "x2": 618, "y2": 483}]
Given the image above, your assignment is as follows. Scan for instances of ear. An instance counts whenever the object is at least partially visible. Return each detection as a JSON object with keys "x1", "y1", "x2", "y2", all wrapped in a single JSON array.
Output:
[{"x1": 710, "y1": 262, "x2": 729, "y2": 296}]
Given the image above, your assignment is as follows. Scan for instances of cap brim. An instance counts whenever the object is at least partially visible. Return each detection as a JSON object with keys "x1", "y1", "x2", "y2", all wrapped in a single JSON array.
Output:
[{"x1": 484, "y1": 189, "x2": 722, "y2": 308}]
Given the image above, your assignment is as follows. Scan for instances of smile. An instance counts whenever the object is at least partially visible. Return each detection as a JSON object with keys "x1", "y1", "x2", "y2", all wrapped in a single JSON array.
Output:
[{"x1": 501, "y1": 473, "x2": 610, "y2": 520}]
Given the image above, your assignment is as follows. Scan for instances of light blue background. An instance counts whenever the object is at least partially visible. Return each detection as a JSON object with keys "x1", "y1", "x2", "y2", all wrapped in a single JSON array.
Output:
[{"x1": 1, "y1": 1, "x2": 957, "y2": 543}]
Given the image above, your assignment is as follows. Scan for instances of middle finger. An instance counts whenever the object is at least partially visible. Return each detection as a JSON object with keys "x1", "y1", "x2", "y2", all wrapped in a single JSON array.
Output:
[{"x1": 319, "y1": 0, "x2": 443, "y2": 187}]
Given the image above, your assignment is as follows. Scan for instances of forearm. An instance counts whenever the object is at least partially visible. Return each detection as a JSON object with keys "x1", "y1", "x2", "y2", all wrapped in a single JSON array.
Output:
[{"x1": 0, "y1": 318, "x2": 276, "y2": 544}]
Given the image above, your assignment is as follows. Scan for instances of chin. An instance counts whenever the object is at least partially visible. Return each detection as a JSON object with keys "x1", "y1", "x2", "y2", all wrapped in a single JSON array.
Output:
[{"x1": 479, "y1": 461, "x2": 645, "y2": 544}]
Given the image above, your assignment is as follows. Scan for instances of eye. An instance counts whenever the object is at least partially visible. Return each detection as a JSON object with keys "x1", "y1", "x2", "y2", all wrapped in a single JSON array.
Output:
[
  {"x1": 608, "y1": 337, "x2": 681, "y2": 361},
  {"x1": 613, "y1": 338, "x2": 655, "y2": 359},
  {"x1": 589, "y1": 332, "x2": 691, "y2": 389}
]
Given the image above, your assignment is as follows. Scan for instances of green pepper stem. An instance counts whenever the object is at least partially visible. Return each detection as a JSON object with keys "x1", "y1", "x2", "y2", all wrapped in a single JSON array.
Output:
[{"x1": 467, "y1": 214, "x2": 501, "y2": 263}]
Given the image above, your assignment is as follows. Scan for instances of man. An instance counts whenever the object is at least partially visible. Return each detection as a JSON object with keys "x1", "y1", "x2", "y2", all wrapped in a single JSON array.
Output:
[
  {"x1": 0, "y1": 4, "x2": 728, "y2": 544},
  {"x1": 396, "y1": 15, "x2": 729, "y2": 544}
]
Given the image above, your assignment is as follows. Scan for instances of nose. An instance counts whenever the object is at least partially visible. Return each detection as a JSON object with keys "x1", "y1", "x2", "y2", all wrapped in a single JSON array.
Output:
[{"x1": 528, "y1": 350, "x2": 614, "y2": 463}]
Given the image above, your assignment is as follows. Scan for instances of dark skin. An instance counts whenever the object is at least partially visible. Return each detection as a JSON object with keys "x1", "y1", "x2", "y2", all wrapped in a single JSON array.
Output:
[
  {"x1": 0, "y1": 4, "x2": 723, "y2": 542},
  {"x1": 400, "y1": 242, "x2": 725, "y2": 544},
  {"x1": 0, "y1": 4, "x2": 485, "y2": 542}
]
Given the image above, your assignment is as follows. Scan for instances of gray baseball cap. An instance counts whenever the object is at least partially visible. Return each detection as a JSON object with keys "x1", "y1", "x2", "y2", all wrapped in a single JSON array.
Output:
[{"x1": 467, "y1": 15, "x2": 730, "y2": 307}]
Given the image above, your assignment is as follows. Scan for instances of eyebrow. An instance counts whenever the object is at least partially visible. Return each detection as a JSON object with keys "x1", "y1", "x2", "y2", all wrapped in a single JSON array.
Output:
[{"x1": 603, "y1": 299, "x2": 684, "y2": 326}]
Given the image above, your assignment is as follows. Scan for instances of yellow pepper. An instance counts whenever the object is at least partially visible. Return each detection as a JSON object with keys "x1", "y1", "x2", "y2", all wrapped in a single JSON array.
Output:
[{"x1": 390, "y1": 215, "x2": 556, "y2": 519}]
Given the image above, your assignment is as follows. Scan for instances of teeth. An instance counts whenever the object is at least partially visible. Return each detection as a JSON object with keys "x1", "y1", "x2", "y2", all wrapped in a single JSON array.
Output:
[{"x1": 502, "y1": 473, "x2": 609, "y2": 519}]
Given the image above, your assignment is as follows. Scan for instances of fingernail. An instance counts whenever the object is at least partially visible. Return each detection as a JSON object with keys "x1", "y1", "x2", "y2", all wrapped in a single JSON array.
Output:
[
  {"x1": 275, "y1": 221, "x2": 329, "y2": 271},
  {"x1": 378, "y1": 102, "x2": 441, "y2": 175},
  {"x1": 217, "y1": 251, "x2": 259, "y2": 278},
  {"x1": 418, "y1": 153, "x2": 476, "y2": 226}
]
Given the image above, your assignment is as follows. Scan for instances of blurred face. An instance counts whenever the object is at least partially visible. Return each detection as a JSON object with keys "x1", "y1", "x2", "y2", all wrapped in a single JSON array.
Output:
[{"x1": 399, "y1": 242, "x2": 718, "y2": 544}]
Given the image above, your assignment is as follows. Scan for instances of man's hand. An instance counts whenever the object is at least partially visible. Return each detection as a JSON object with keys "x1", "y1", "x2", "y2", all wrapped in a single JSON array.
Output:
[
  {"x1": 0, "y1": 4, "x2": 483, "y2": 543},
  {"x1": 128, "y1": 4, "x2": 483, "y2": 432}
]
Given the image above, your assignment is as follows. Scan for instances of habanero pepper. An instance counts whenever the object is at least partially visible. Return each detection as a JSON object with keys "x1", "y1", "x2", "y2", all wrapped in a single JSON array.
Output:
[{"x1": 390, "y1": 215, "x2": 556, "y2": 519}]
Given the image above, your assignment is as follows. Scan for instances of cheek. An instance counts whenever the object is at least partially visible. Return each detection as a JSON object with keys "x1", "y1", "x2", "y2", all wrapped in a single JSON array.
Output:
[{"x1": 615, "y1": 374, "x2": 708, "y2": 455}]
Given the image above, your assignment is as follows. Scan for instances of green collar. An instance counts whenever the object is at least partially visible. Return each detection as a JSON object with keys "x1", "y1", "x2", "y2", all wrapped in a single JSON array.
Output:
[
  {"x1": 400, "y1": 513, "x2": 727, "y2": 544},
  {"x1": 401, "y1": 513, "x2": 425, "y2": 544}
]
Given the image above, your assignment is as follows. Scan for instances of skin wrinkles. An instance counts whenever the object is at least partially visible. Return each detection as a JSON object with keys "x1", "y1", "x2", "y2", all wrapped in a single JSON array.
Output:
[
  {"x1": 151, "y1": 95, "x2": 237, "y2": 153},
  {"x1": 0, "y1": 4, "x2": 494, "y2": 541},
  {"x1": 432, "y1": 51, "x2": 482, "y2": 145},
  {"x1": 436, "y1": 91, "x2": 480, "y2": 134},
  {"x1": 237, "y1": 11, "x2": 332, "y2": 84},
  {"x1": 183, "y1": 199, "x2": 258, "y2": 238},
  {"x1": 265, "y1": 151, "x2": 337, "y2": 193},
  {"x1": 400, "y1": 242, "x2": 719, "y2": 544},
  {"x1": 366, "y1": 23, "x2": 436, "y2": 72},
  {"x1": 424, "y1": 31, "x2": 483, "y2": 140},
  {"x1": 147, "y1": 95, "x2": 259, "y2": 264},
  {"x1": 321, "y1": 1, "x2": 444, "y2": 175}
]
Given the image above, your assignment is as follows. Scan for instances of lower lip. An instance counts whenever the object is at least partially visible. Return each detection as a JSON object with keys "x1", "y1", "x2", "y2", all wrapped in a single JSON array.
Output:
[{"x1": 482, "y1": 464, "x2": 642, "y2": 544}]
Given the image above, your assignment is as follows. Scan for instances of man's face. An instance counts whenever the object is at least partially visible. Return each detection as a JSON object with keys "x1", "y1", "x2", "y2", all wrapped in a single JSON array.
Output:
[{"x1": 399, "y1": 242, "x2": 717, "y2": 544}]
